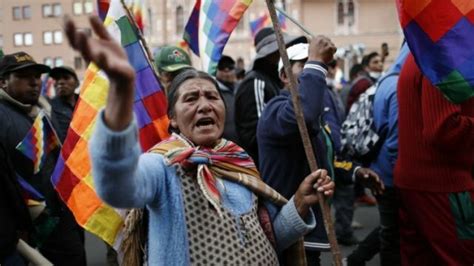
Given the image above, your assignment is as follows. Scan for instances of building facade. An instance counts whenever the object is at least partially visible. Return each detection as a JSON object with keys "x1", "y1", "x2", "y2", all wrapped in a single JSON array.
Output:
[
  {"x1": 0, "y1": 0, "x2": 403, "y2": 80},
  {"x1": 0, "y1": 0, "x2": 93, "y2": 78},
  {"x1": 145, "y1": 0, "x2": 402, "y2": 75}
]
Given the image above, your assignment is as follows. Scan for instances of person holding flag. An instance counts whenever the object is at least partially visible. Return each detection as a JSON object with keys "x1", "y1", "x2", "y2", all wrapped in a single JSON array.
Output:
[{"x1": 0, "y1": 52, "x2": 86, "y2": 265}]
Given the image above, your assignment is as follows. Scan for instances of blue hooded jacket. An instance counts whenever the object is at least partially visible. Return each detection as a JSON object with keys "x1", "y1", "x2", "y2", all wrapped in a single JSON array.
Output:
[{"x1": 370, "y1": 43, "x2": 409, "y2": 187}]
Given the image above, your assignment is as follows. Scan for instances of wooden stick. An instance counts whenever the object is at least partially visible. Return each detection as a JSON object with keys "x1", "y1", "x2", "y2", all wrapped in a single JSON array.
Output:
[
  {"x1": 17, "y1": 239, "x2": 53, "y2": 265},
  {"x1": 265, "y1": 1, "x2": 343, "y2": 265},
  {"x1": 274, "y1": 5, "x2": 314, "y2": 38}
]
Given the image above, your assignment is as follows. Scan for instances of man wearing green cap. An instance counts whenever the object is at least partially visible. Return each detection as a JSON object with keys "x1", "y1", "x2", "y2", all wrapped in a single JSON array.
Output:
[{"x1": 154, "y1": 45, "x2": 193, "y2": 93}]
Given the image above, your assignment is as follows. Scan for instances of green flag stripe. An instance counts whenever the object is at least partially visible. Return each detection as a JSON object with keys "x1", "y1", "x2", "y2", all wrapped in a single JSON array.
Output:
[
  {"x1": 437, "y1": 70, "x2": 474, "y2": 104},
  {"x1": 116, "y1": 16, "x2": 138, "y2": 46}
]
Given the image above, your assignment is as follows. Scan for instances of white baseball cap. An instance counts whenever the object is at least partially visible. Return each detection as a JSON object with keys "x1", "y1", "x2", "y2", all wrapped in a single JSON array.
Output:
[{"x1": 278, "y1": 43, "x2": 309, "y2": 73}]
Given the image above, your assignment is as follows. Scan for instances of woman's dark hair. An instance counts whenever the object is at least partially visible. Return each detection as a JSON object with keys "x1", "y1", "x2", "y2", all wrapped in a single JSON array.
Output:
[
  {"x1": 361, "y1": 52, "x2": 380, "y2": 67},
  {"x1": 167, "y1": 69, "x2": 225, "y2": 132},
  {"x1": 349, "y1": 63, "x2": 365, "y2": 81}
]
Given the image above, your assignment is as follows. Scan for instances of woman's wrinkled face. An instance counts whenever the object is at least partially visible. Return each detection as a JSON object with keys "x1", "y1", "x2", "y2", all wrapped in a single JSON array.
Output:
[{"x1": 170, "y1": 78, "x2": 225, "y2": 147}]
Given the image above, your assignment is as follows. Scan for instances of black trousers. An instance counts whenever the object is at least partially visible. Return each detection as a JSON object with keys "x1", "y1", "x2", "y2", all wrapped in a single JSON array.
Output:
[
  {"x1": 347, "y1": 227, "x2": 380, "y2": 265},
  {"x1": 347, "y1": 187, "x2": 401, "y2": 266},
  {"x1": 377, "y1": 187, "x2": 401, "y2": 265},
  {"x1": 306, "y1": 250, "x2": 321, "y2": 266}
]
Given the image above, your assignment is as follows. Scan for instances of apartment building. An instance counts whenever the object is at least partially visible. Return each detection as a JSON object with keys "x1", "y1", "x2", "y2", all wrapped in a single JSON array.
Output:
[
  {"x1": 144, "y1": 0, "x2": 402, "y2": 73},
  {"x1": 0, "y1": 0, "x2": 94, "y2": 78},
  {"x1": 0, "y1": 0, "x2": 403, "y2": 79}
]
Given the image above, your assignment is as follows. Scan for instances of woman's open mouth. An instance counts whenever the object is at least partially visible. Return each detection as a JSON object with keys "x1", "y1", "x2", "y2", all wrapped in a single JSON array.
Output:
[{"x1": 195, "y1": 117, "x2": 215, "y2": 129}]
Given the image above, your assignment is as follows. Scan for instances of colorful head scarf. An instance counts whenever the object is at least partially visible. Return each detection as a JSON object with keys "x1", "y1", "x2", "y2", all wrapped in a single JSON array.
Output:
[{"x1": 149, "y1": 133, "x2": 287, "y2": 216}]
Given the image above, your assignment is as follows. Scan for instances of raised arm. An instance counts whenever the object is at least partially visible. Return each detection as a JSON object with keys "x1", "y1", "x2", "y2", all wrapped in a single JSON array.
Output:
[
  {"x1": 64, "y1": 17, "x2": 163, "y2": 208},
  {"x1": 90, "y1": 114, "x2": 164, "y2": 208},
  {"x1": 258, "y1": 36, "x2": 336, "y2": 139},
  {"x1": 64, "y1": 16, "x2": 135, "y2": 131}
]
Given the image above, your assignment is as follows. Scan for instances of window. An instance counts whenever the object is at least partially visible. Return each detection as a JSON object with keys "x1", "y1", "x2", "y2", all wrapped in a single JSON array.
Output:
[
  {"x1": 44, "y1": 57, "x2": 53, "y2": 67},
  {"x1": 43, "y1": 4, "x2": 53, "y2": 17},
  {"x1": 84, "y1": 0, "x2": 94, "y2": 14},
  {"x1": 22, "y1": 6, "x2": 31, "y2": 19},
  {"x1": 337, "y1": 0, "x2": 344, "y2": 25},
  {"x1": 54, "y1": 57, "x2": 63, "y2": 67},
  {"x1": 13, "y1": 6, "x2": 21, "y2": 20},
  {"x1": 74, "y1": 56, "x2": 83, "y2": 69},
  {"x1": 176, "y1": 6, "x2": 184, "y2": 35},
  {"x1": 24, "y1": 33, "x2": 33, "y2": 46},
  {"x1": 73, "y1": 2, "x2": 83, "y2": 15},
  {"x1": 14, "y1": 33, "x2": 23, "y2": 46},
  {"x1": 53, "y1": 4, "x2": 62, "y2": 17},
  {"x1": 54, "y1": 30, "x2": 63, "y2": 44},
  {"x1": 336, "y1": 0, "x2": 357, "y2": 34},
  {"x1": 347, "y1": 0, "x2": 355, "y2": 26},
  {"x1": 43, "y1": 31, "x2": 53, "y2": 45}
]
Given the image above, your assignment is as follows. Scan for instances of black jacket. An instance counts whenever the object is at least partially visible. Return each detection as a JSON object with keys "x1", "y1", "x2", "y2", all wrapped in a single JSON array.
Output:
[
  {"x1": 51, "y1": 95, "x2": 78, "y2": 143},
  {"x1": 0, "y1": 100, "x2": 61, "y2": 216},
  {"x1": 0, "y1": 142, "x2": 33, "y2": 260},
  {"x1": 234, "y1": 63, "x2": 282, "y2": 165}
]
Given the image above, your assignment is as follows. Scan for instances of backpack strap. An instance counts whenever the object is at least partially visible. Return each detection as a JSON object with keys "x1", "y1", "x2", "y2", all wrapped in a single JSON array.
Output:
[
  {"x1": 371, "y1": 71, "x2": 400, "y2": 151},
  {"x1": 375, "y1": 72, "x2": 399, "y2": 88}
]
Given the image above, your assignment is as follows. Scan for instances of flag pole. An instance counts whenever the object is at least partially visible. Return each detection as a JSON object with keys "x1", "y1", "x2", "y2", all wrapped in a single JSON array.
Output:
[
  {"x1": 275, "y1": 5, "x2": 314, "y2": 38},
  {"x1": 265, "y1": 0, "x2": 343, "y2": 265},
  {"x1": 119, "y1": 0, "x2": 160, "y2": 81}
]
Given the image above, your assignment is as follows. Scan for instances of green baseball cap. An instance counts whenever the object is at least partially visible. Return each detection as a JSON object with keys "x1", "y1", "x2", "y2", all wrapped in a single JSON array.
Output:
[{"x1": 154, "y1": 46, "x2": 192, "y2": 73}]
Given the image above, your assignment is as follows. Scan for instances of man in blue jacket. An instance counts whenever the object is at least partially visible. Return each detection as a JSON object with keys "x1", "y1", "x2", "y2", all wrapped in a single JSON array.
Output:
[
  {"x1": 370, "y1": 43, "x2": 409, "y2": 265},
  {"x1": 257, "y1": 38, "x2": 384, "y2": 265},
  {"x1": 346, "y1": 43, "x2": 409, "y2": 266}
]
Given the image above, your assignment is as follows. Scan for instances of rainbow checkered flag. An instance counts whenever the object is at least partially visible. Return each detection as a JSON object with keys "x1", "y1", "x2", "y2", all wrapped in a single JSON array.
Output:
[
  {"x1": 51, "y1": 0, "x2": 169, "y2": 249},
  {"x1": 397, "y1": 0, "x2": 474, "y2": 103},
  {"x1": 183, "y1": 0, "x2": 253, "y2": 74},
  {"x1": 249, "y1": 12, "x2": 287, "y2": 38},
  {"x1": 97, "y1": 0, "x2": 110, "y2": 21},
  {"x1": 16, "y1": 111, "x2": 60, "y2": 174},
  {"x1": 98, "y1": 0, "x2": 144, "y2": 31}
]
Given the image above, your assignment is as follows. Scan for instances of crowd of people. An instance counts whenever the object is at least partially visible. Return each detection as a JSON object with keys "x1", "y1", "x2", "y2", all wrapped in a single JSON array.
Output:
[{"x1": 0, "y1": 13, "x2": 473, "y2": 266}]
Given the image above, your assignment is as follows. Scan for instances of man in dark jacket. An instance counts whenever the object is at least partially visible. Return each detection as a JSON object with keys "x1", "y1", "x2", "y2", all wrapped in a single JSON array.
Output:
[
  {"x1": 258, "y1": 39, "x2": 384, "y2": 265},
  {"x1": 50, "y1": 66, "x2": 79, "y2": 143},
  {"x1": 234, "y1": 27, "x2": 306, "y2": 164},
  {"x1": 0, "y1": 142, "x2": 32, "y2": 265},
  {"x1": 0, "y1": 52, "x2": 86, "y2": 265},
  {"x1": 215, "y1": 55, "x2": 238, "y2": 142}
]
